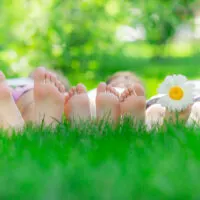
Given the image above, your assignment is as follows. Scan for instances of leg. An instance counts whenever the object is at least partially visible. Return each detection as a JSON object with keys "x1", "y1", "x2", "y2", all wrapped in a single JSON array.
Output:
[
  {"x1": 96, "y1": 82, "x2": 120, "y2": 123},
  {"x1": 64, "y1": 84, "x2": 91, "y2": 122},
  {"x1": 16, "y1": 90, "x2": 35, "y2": 122},
  {"x1": 0, "y1": 72, "x2": 24, "y2": 130},
  {"x1": 34, "y1": 67, "x2": 65, "y2": 127}
]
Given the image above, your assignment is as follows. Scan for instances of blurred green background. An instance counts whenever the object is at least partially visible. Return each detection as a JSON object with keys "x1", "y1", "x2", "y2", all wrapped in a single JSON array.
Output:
[{"x1": 1, "y1": 0, "x2": 200, "y2": 97}]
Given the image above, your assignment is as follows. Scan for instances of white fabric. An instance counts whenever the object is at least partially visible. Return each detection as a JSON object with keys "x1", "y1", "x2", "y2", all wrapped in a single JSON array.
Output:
[
  {"x1": 88, "y1": 87, "x2": 125, "y2": 118},
  {"x1": 7, "y1": 78, "x2": 33, "y2": 87}
]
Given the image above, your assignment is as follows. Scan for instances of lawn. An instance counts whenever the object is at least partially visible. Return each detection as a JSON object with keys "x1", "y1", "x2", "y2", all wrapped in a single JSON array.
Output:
[
  {"x1": 1, "y1": 121, "x2": 200, "y2": 199},
  {"x1": 1, "y1": 55, "x2": 200, "y2": 199}
]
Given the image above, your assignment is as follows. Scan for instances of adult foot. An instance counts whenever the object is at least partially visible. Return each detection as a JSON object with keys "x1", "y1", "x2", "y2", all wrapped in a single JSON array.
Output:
[
  {"x1": 96, "y1": 82, "x2": 120, "y2": 123},
  {"x1": 0, "y1": 71, "x2": 24, "y2": 130},
  {"x1": 34, "y1": 67, "x2": 65, "y2": 127},
  {"x1": 64, "y1": 84, "x2": 91, "y2": 122},
  {"x1": 120, "y1": 83, "x2": 146, "y2": 123}
]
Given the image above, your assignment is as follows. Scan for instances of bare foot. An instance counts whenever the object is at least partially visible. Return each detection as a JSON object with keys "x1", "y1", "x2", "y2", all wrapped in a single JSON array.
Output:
[
  {"x1": 34, "y1": 67, "x2": 65, "y2": 127},
  {"x1": 188, "y1": 102, "x2": 200, "y2": 125},
  {"x1": 120, "y1": 83, "x2": 146, "y2": 123},
  {"x1": 146, "y1": 104, "x2": 165, "y2": 129},
  {"x1": 146, "y1": 103, "x2": 191, "y2": 130},
  {"x1": 96, "y1": 82, "x2": 120, "y2": 123},
  {"x1": 0, "y1": 71, "x2": 24, "y2": 130},
  {"x1": 64, "y1": 84, "x2": 91, "y2": 122},
  {"x1": 164, "y1": 106, "x2": 191, "y2": 124}
]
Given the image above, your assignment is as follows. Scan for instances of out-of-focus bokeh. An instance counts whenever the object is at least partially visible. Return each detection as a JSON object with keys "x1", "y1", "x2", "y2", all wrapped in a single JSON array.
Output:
[{"x1": 1, "y1": 0, "x2": 200, "y2": 96}]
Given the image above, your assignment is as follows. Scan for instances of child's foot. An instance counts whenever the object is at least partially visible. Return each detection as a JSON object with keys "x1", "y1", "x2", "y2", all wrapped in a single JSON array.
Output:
[
  {"x1": 146, "y1": 104, "x2": 165, "y2": 129},
  {"x1": 146, "y1": 103, "x2": 191, "y2": 129},
  {"x1": 34, "y1": 67, "x2": 65, "y2": 127},
  {"x1": 188, "y1": 102, "x2": 200, "y2": 125},
  {"x1": 0, "y1": 71, "x2": 24, "y2": 130},
  {"x1": 120, "y1": 83, "x2": 146, "y2": 122},
  {"x1": 164, "y1": 106, "x2": 192, "y2": 124},
  {"x1": 96, "y1": 83, "x2": 120, "y2": 123},
  {"x1": 64, "y1": 84, "x2": 91, "y2": 122}
]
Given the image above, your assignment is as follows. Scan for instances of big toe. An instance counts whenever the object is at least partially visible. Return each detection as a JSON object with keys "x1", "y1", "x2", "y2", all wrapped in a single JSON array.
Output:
[
  {"x1": 0, "y1": 71, "x2": 6, "y2": 83},
  {"x1": 76, "y1": 83, "x2": 87, "y2": 94},
  {"x1": 134, "y1": 83, "x2": 145, "y2": 96},
  {"x1": 34, "y1": 67, "x2": 46, "y2": 82},
  {"x1": 97, "y1": 82, "x2": 106, "y2": 94}
]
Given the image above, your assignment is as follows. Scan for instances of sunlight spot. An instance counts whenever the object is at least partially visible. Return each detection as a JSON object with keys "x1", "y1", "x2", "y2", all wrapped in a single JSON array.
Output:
[{"x1": 105, "y1": 1, "x2": 119, "y2": 16}]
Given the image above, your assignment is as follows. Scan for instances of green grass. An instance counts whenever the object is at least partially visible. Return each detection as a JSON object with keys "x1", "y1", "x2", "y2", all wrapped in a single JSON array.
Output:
[{"x1": 1, "y1": 121, "x2": 200, "y2": 199}]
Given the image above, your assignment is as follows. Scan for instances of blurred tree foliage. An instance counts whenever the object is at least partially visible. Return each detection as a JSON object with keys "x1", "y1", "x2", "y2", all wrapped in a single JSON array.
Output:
[
  {"x1": 0, "y1": 0, "x2": 198, "y2": 76},
  {"x1": 130, "y1": 0, "x2": 197, "y2": 56}
]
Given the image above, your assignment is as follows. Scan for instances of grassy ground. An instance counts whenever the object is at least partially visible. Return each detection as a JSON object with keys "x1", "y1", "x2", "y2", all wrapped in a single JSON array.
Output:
[
  {"x1": 2, "y1": 55, "x2": 200, "y2": 199},
  {"x1": 1, "y1": 121, "x2": 200, "y2": 199}
]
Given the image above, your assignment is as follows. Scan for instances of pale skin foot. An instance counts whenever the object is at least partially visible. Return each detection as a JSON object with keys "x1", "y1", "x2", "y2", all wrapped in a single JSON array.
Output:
[
  {"x1": 146, "y1": 104, "x2": 165, "y2": 129},
  {"x1": 96, "y1": 82, "x2": 120, "y2": 123},
  {"x1": 120, "y1": 83, "x2": 146, "y2": 123},
  {"x1": 0, "y1": 71, "x2": 24, "y2": 131},
  {"x1": 164, "y1": 106, "x2": 191, "y2": 124},
  {"x1": 185, "y1": 102, "x2": 199, "y2": 125},
  {"x1": 34, "y1": 67, "x2": 65, "y2": 127},
  {"x1": 146, "y1": 103, "x2": 191, "y2": 129},
  {"x1": 64, "y1": 84, "x2": 91, "y2": 122}
]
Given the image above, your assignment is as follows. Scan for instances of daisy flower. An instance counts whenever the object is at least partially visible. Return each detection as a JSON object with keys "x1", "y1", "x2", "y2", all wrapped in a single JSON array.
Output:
[{"x1": 157, "y1": 74, "x2": 194, "y2": 112}]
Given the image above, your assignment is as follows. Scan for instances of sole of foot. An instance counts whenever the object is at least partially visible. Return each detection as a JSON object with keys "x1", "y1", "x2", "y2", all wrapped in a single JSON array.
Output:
[
  {"x1": 64, "y1": 84, "x2": 91, "y2": 123},
  {"x1": 188, "y1": 102, "x2": 200, "y2": 125},
  {"x1": 120, "y1": 83, "x2": 146, "y2": 124},
  {"x1": 96, "y1": 82, "x2": 120, "y2": 123},
  {"x1": 146, "y1": 104, "x2": 165, "y2": 129},
  {"x1": 0, "y1": 71, "x2": 24, "y2": 131},
  {"x1": 146, "y1": 103, "x2": 192, "y2": 129},
  {"x1": 164, "y1": 106, "x2": 191, "y2": 124},
  {"x1": 34, "y1": 67, "x2": 65, "y2": 127}
]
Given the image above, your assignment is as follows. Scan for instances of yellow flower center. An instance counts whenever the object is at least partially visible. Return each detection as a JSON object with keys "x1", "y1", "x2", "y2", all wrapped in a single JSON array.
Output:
[{"x1": 169, "y1": 86, "x2": 184, "y2": 100}]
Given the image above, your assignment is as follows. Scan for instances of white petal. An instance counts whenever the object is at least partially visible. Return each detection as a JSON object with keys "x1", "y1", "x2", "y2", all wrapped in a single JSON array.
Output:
[
  {"x1": 173, "y1": 75, "x2": 187, "y2": 85},
  {"x1": 157, "y1": 95, "x2": 169, "y2": 107},
  {"x1": 157, "y1": 76, "x2": 174, "y2": 94},
  {"x1": 157, "y1": 82, "x2": 170, "y2": 94}
]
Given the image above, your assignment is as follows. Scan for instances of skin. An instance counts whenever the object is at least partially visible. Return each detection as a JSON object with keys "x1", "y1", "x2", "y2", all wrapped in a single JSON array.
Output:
[{"x1": 15, "y1": 73, "x2": 193, "y2": 128}]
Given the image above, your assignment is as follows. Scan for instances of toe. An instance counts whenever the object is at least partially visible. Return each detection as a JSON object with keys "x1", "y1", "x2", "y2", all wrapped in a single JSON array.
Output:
[
  {"x1": 77, "y1": 83, "x2": 87, "y2": 94},
  {"x1": 69, "y1": 88, "x2": 74, "y2": 97},
  {"x1": 125, "y1": 88, "x2": 130, "y2": 96},
  {"x1": 55, "y1": 80, "x2": 62, "y2": 90},
  {"x1": 59, "y1": 84, "x2": 66, "y2": 93},
  {"x1": 134, "y1": 83, "x2": 145, "y2": 96},
  {"x1": 120, "y1": 91, "x2": 126, "y2": 102},
  {"x1": 71, "y1": 86, "x2": 77, "y2": 95},
  {"x1": 49, "y1": 72, "x2": 57, "y2": 84},
  {"x1": 65, "y1": 93, "x2": 70, "y2": 103},
  {"x1": 33, "y1": 67, "x2": 46, "y2": 82},
  {"x1": 106, "y1": 85, "x2": 112, "y2": 93},
  {"x1": 97, "y1": 82, "x2": 106, "y2": 94},
  {"x1": 128, "y1": 86, "x2": 135, "y2": 95},
  {"x1": 45, "y1": 72, "x2": 51, "y2": 84},
  {"x1": 0, "y1": 71, "x2": 6, "y2": 83}
]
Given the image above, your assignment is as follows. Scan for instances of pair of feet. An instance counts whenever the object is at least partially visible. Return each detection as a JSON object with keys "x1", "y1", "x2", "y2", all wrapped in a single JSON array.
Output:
[
  {"x1": 0, "y1": 67, "x2": 66, "y2": 131},
  {"x1": 65, "y1": 82, "x2": 146, "y2": 123}
]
